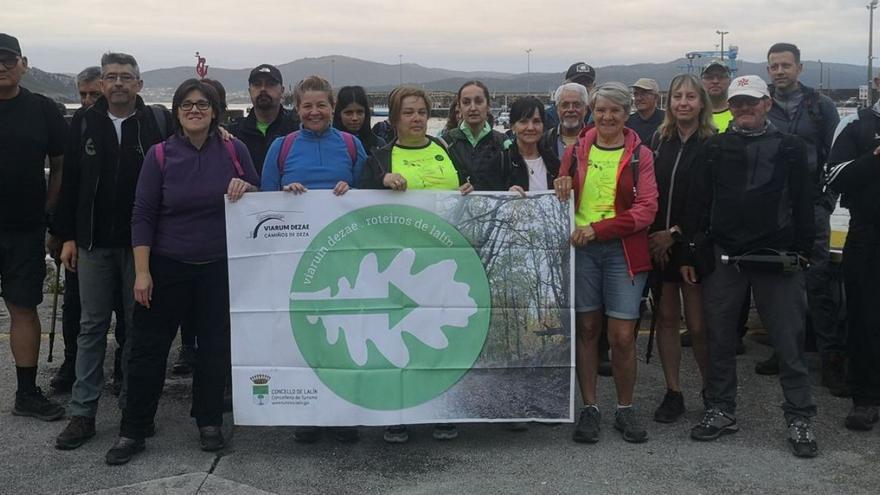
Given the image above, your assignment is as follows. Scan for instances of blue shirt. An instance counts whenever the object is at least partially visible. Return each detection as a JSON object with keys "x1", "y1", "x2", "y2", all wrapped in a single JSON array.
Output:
[{"x1": 261, "y1": 126, "x2": 366, "y2": 191}]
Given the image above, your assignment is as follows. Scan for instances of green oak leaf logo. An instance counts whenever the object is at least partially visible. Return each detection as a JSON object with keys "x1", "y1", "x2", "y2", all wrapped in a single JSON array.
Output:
[{"x1": 289, "y1": 205, "x2": 490, "y2": 410}]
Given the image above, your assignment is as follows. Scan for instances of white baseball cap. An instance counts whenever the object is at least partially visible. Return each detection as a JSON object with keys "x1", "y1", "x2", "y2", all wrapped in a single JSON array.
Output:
[{"x1": 727, "y1": 75, "x2": 770, "y2": 101}]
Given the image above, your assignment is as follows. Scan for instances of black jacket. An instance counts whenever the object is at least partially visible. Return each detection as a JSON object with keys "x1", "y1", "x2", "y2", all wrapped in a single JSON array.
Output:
[
  {"x1": 650, "y1": 132, "x2": 708, "y2": 234},
  {"x1": 682, "y1": 123, "x2": 815, "y2": 258},
  {"x1": 225, "y1": 107, "x2": 300, "y2": 176},
  {"x1": 768, "y1": 83, "x2": 839, "y2": 207},
  {"x1": 359, "y1": 137, "x2": 466, "y2": 189},
  {"x1": 54, "y1": 96, "x2": 170, "y2": 248},
  {"x1": 503, "y1": 142, "x2": 560, "y2": 191},
  {"x1": 826, "y1": 104, "x2": 880, "y2": 232},
  {"x1": 443, "y1": 127, "x2": 508, "y2": 191}
]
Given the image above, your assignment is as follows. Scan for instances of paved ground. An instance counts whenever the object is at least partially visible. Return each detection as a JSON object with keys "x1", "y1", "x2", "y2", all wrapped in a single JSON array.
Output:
[{"x1": 1, "y1": 292, "x2": 878, "y2": 495}]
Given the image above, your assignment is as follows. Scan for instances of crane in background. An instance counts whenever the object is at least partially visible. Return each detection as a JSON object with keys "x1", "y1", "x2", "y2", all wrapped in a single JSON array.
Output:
[{"x1": 684, "y1": 46, "x2": 739, "y2": 75}]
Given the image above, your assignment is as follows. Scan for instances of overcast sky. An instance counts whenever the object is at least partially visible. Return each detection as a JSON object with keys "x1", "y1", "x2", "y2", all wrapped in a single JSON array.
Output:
[{"x1": 6, "y1": 0, "x2": 878, "y2": 74}]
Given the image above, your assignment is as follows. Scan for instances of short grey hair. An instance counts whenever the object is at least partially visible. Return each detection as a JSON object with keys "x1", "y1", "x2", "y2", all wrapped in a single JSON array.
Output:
[
  {"x1": 553, "y1": 82, "x2": 590, "y2": 107},
  {"x1": 76, "y1": 66, "x2": 102, "y2": 85},
  {"x1": 100, "y1": 52, "x2": 140, "y2": 78},
  {"x1": 590, "y1": 82, "x2": 631, "y2": 115}
]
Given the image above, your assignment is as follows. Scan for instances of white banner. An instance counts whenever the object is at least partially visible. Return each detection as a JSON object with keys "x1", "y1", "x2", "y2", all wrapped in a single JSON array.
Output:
[{"x1": 226, "y1": 190, "x2": 574, "y2": 426}]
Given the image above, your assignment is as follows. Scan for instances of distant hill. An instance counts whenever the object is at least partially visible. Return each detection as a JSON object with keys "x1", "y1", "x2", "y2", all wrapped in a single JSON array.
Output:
[
  {"x1": 24, "y1": 55, "x2": 875, "y2": 105},
  {"x1": 21, "y1": 67, "x2": 76, "y2": 103}
]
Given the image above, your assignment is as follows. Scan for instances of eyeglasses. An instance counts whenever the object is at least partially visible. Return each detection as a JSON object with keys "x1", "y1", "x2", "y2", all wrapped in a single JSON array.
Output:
[
  {"x1": 728, "y1": 97, "x2": 763, "y2": 109},
  {"x1": 179, "y1": 100, "x2": 211, "y2": 111},
  {"x1": 701, "y1": 74, "x2": 730, "y2": 82},
  {"x1": 102, "y1": 73, "x2": 137, "y2": 83},
  {"x1": 0, "y1": 56, "x2": 20, "y2": 70}
]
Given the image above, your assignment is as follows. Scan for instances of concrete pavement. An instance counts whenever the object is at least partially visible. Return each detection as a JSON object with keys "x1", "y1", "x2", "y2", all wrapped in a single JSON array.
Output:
[{"x1": 1, "y1": 298, "x2": 878, "y2": 495}]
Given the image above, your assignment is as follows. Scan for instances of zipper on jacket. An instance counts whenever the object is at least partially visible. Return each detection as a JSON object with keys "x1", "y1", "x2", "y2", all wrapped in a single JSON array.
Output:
[
  {"x1": 664, "y1": 143, "x2": 685, "y2": 229},
  {"x1": 87, "y1": 113, "x2": 101, "y2": 250}
]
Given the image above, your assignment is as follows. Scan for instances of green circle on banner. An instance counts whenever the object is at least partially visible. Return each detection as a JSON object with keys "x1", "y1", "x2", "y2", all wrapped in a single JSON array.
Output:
[{"x1": 290, "y1": 204, "x2": 491, "y2": 410}]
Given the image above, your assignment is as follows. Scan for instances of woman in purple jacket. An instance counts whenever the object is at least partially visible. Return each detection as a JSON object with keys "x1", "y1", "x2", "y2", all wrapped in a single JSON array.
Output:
[{"x1": 105, "y1": 79, "x2": 259, "y2": 465}]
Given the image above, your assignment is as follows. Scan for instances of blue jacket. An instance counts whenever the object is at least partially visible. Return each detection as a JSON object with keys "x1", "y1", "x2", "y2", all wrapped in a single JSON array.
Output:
[{"x1": 260, "y1": 126, "x2": 366, "y2": 191}]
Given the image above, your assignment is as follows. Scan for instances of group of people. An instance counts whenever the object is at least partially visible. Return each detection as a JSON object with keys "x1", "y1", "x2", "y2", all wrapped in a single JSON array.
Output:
[{"x1": 1, "y1": 30, "x2": 878, "y2": 466}]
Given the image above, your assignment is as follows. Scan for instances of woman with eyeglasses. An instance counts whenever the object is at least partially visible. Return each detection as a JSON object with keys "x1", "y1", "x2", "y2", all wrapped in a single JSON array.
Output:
[
  {"x1": 553, "y1": 82, "x2": 658, "y2": 445},
  {"x1": 105, "y1": 78, "x2": 259, "y2": 465}
]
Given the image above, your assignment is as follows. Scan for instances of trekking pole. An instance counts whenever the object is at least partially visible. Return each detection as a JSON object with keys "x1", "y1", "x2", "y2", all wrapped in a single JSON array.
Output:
[
  {"x1": 47, "y1": 260, "x2": 61, "y2": 363},
  {"x1": 645, "y1": 273, "x2": 662, "y2": 364}
]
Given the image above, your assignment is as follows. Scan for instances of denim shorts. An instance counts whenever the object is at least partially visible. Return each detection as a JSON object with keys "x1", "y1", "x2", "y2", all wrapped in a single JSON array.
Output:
[{"x1": 574, "y1": 240, "x2": 647, "y2": 319}]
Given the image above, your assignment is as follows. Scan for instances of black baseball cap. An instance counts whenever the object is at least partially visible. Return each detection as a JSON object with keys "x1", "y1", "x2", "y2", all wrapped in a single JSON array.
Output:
[
  {"x1": 248, "y1": 64, "x2": 282, "y2": 85},
  {"x1": 565, "y1": 62, "x2": 596, "y2": 84},
  {"x1": 0, "y1": 33, "x2": 22, "y2": 57}
]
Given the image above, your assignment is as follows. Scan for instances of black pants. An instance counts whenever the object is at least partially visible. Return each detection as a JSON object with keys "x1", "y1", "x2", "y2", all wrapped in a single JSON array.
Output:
[
  {"x1": 702, "y1": 247, "x2": 815, "y2": 420},
  {"x1": 62, "y1": 269, "x2": 127, "y2": 375},
  {"x1": 844, "y1": 230, "x2": 880, "y2": 406},
  {"x1": 120, "y1": 255, "x2": 230, "y2": 439}
]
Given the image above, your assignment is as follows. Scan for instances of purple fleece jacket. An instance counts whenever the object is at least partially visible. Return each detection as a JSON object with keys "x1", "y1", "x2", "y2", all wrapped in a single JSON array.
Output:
[{"x1": 132, "y1": 133, "x2": 259, "y2": 262}]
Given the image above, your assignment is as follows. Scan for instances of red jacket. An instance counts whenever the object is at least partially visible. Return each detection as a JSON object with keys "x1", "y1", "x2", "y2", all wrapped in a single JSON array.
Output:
[{"x1": 561, "y1": 127, "x2": 658, "y2": 277}]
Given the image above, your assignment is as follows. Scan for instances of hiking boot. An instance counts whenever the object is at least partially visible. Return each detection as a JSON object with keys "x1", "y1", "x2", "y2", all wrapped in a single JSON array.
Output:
[
  {"x1": 55, "y1": 416, "x2": 96, "y2": 450},
  {"x1": 12, "y1": 388, "x2": 65, "y2": 421},
  {"x1": 334, "y1": 427, "x2": 360, "y2": 443},
  {"x1": 691, "y1": 408, "x2": 738, "y2": 441},
  {"x1": 105, "y1": 436, "x2": 145, "y2": 465},
  {"x1": 680, "y1": 330, "x2": 693, "y2": 347},
  {"x1": 572, "y1": 406, "x2": 601, "y2": 443},
  {"x1": 432, "y1": 423, "x2": 458, "y2": 441},
  {"x1": 171, "y1": 344, "x2": 196, "y2": 375},
  {"x1": 821, "y1": 353, "x2": 849, "y2": 398},
  {"x1": 199, "y1": 426, "x2": 225, "y2": 452},
  {"x1": 845, "y1": 405, "x2": 879, "y2": 431},
  {"x1": 787, "y1": 418, "x2": 818, "y2": 458},
  {"x1": 49, "y1": 361, "x2": 76, "y2": 392},
  {"x1": 614, "y1": 407, "x2": 648, "y2": 443},
  {"x1": 653, "y1": 390, "x2": 685, "y2": 423},
  {"x1": 597, "y1": 349, "x2": 613, "y2": 377},
  {"x1": 383, "y1": 425, "x2": 409, "y2": 443},
  {"x1": 755, "y1": 352, "x2": 779, "y2": 376},
  {"x1": 293, "y1": 426, "x2": 321, "y2": 444}
]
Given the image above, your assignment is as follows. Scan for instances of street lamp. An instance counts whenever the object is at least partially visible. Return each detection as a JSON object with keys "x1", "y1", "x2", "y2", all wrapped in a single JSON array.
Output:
[
  {"x1": 525, "y1": 48, "x2": 532, "y2": 95},
  {"x1": 868, "y1": 0, "x2": 878, "y2": 105},
  {"x1": 716, "y1": 30, "x2": 729, "y2": 60},
  {"x1": 398, "y1": 54, "x2": 403, "y2": 85}
]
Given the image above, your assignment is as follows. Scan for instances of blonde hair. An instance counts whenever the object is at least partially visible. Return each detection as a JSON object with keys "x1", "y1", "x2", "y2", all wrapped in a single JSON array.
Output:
[
  {"x1": 294, "y1": 75, "x2": 334, "y2": 107},
  {"x1": 657, "y1": 73, "x2": 716, "y2": 142}
]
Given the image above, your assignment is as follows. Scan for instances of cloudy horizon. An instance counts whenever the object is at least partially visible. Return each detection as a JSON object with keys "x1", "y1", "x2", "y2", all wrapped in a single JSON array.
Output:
[{"x1": 6, "y1": 0, "x2": 878, "y2": 74}]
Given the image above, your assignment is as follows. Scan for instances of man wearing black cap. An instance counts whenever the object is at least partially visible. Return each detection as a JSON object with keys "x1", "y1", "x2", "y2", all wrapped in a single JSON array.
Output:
[
  {"x1": 0, "y1": 33, "x2": 67, "y2": 421},
  {"x1": 545, "y1": 62, "x2": 596, "y2": 130},
  {"x1": 226, "y1": 64, "x2": 300, "y2": 175}
]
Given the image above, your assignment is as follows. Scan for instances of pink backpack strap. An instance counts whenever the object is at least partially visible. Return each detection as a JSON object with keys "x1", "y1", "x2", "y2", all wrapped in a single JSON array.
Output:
[
  {"x1": 277, "y1": 131, "x2": 300, "y2": 176},
  {"x1": 224, "y1": 139, "x2": 245, "y2": 177},
  {"x1": 341, "y1": 131, "x2": 357, "y2": 165},
  {"x1": 155, "y1": 142, "x2": 166, "y2": 173}
]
